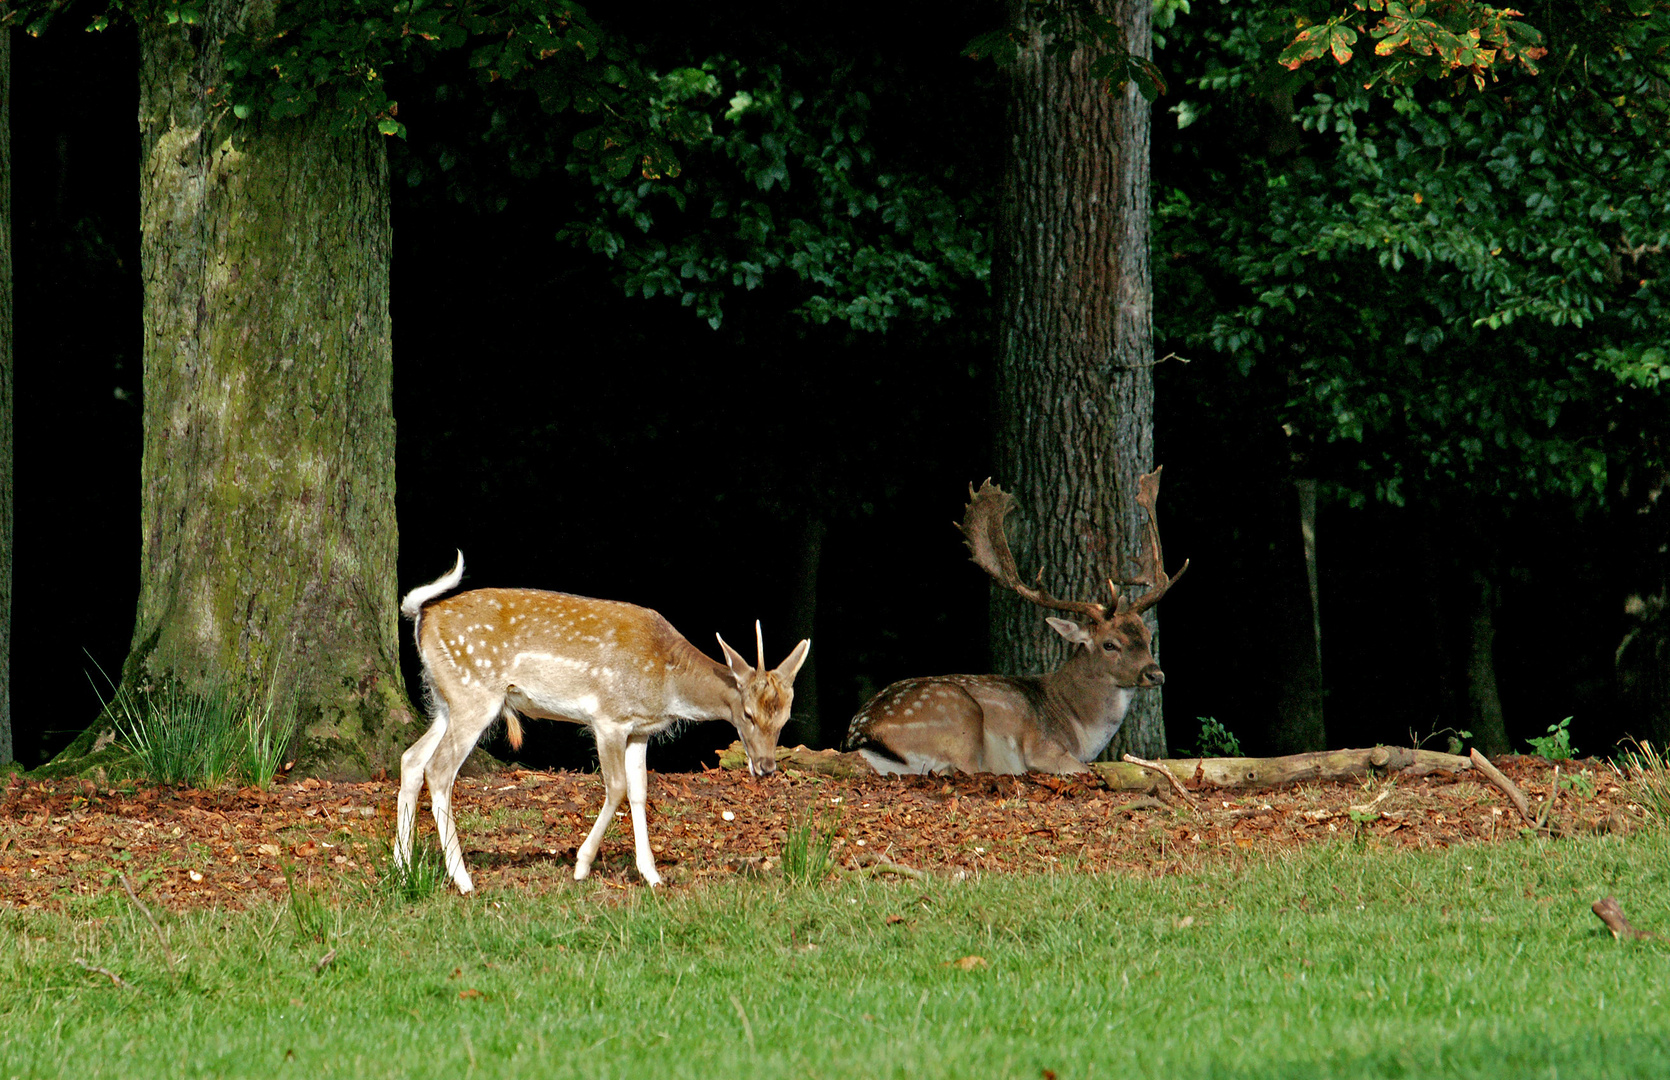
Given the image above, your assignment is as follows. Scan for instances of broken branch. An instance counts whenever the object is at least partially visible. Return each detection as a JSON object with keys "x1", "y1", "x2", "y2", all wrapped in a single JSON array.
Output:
[
  {"x1": 121, "y1": 873, "x2": 178, "y2": 978},
  {"x1": 1468, "y1": 749, "x2": 1541, "y2": 832},
  {"x1": 1592, "y1": 896, "x2": 1658, "y2": 941},
  {"x1": 72, "y1": 958, "x2": 137, "y2": 991},
  {"x1": 1123, "y1": 754, "x2": 1203, "y2": 813}
]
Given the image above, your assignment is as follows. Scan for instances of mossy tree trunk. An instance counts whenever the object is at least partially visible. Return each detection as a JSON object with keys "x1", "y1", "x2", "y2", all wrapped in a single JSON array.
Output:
[
  {"x1": 0, "y1": 20, "x2": 13, "y2": 766},
  {"x1": 57, "y1": 2, "x2": 414, "y2": 778},
  {"x1": 990, "y1": 0, "x2": 1164, "y2": 757}
]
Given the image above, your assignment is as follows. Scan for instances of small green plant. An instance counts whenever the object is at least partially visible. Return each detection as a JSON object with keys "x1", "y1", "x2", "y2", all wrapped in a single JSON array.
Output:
[
  {"x1": 1526, "y1": 716, "x2": 1578, "y2": 761},
  {"x1": 1193, "y1": 717, "x2": 1242, "y2": 758},
  {"x1": 1559, "y1": 770, "x2": 1597, "y2": 799},
  {"x1": 1617, "y1": 739, "x2": 1670, "y2": 823},
  {"x1": 781, "y1": 811, "x2": 839, "y2": 886}
]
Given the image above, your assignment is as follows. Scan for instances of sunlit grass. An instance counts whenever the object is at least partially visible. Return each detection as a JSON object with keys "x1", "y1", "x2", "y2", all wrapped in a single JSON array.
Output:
[{"x1": 2, "y1": 835, "x2": 1667, "y2": 1079}]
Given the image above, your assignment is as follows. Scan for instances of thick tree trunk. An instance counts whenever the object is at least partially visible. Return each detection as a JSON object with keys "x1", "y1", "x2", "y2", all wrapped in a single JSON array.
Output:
[
  {"x1": 992, "y1": 0, "x2": 1162, "y2": 756},
  {"x1": 1465, "y1": 570, "x2": 1511, "y2": 759},
  {"x1": 53, "y1": 5, "x2": 412, "y2": 778},
  {"x1": 0, "y1": 23, "x2": 12, "y2": 766},
  {"x1": 1272, "y1": 479, "x2": 1326, "y2": 753},
  {"x1": 783, "y1": 514, "x2": 825, "y2": 748}
]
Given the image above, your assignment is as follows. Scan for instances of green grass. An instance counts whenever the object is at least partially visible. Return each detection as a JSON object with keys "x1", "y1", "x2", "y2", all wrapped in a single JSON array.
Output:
[{"x1": 3, "y1": 834, "x2": 1670, "y2": 1079}]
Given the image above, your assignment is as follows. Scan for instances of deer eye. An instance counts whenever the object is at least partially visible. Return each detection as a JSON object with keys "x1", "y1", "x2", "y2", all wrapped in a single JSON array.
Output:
[{"x1": 1102, "y1": 640, "x2": 1120, "y2": 652}]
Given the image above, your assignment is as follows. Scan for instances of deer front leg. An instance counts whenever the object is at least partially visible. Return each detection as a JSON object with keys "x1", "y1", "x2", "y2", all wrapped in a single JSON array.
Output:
[
  {"x1": 576, "y1": 725, "x2": 629, "y2": 881},
  {"x1": 623, "y1": 734, "x2": 662, "y2": 886},
  {"x1": 396, "y1": 710, "x2": 449, "y2": 869},
  {"x1": 1021, "y1": 737, "x2": 1094, "y2": 776}
]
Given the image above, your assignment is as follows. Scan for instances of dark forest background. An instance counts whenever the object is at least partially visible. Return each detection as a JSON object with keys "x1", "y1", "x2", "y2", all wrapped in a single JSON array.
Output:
[{"x1": 10, "y1": 0, "x2": 1667, "y2": 772}]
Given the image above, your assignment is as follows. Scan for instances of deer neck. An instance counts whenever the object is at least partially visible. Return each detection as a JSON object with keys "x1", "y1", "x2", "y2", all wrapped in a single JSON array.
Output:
[
  {"x1": 1038, "y1": 650, "x2": 1137, "y2": 762},
  {"x1": 662, "y1": 635, "x2": 742, "y2": 723}
]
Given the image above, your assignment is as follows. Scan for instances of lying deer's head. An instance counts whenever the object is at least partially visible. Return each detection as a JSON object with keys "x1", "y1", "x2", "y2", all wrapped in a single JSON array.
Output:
[
  {"x1": 963, "y1": 468, "x2": 1187, "y2": 688},
  {"x1": 1045, "y1": 606, "x2": 1165, "y2": 688},
  {"x1": 716, "y1": 622, "x2": 812, "y2": 776}
]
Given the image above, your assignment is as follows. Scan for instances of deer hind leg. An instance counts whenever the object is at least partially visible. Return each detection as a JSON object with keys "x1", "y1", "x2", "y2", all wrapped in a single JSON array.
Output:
[
  {"x1": 396, "y1": 702, "x2": 450, "y2": 869},
  {"x1": 575, "y1": 723, "x2": 630, "y2": 881},
  {"x1": 855, "y1": 681, "x2": 991, "y2": 775},
  {"x1": 623, "y1": 734, "x2": 662, "y2": 886},
  {"x1": 422, "y1": 695, "x2": 506, "y2": 894}
]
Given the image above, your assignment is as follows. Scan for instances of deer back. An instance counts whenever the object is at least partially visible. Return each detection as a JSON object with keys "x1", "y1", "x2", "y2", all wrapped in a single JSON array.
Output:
[{"x1": 418, "y1": 589, "x2": 738, "y2": 725}]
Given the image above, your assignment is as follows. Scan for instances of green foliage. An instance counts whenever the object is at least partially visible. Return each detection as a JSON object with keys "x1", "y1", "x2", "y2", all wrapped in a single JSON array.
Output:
[
  {"x1": 9, "y1": 0, "x2": 694, "y2": 182},
  {"x1": 1156, "y1": 0, "x2": 1670, "y2": 509},
  {"x1": 780, "y1": 810, "x2": 839, "y2": 886},
  {"x1": 561, "y1": 59, "x2": 990, "y2": 331},
  {"x1": 94, "y1": 671, "x2": 294, "y2": 788},
  {"x1": 1279, "y1": 0, "x2": 1547, "y2": 89},
  {"x1": 1526, "y1": 715, "x2": 1578, "y2": 760},
  {"x1": 965, "y1": 0, "x2": 1169, "y2": 101},
  {"x1": 1193, "y1": 716, "x2": 1244, "y2": 757},
  {"x1": 4, "y1": 838, "x2": 1670, "y2": 1076}
]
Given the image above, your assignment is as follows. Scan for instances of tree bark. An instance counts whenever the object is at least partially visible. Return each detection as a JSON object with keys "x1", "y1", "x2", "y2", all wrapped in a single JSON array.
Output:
[
  {"x1": 1272, "y1": 479, "x2": 1326, "y2": 752},
  {"x1": 783, "y1": 514, "x2": 826, "y2": 748},
  {"x1": 0, "y1": 21, "x2": 12, "y2": 767},
  {"x1": 50, "y1": 5, "x2": 413, "y2": 777},
  {"x1": 992, "y1": 0, "x2": 1161, "y2": 756},
  {"x1": 1465, "y1": 569, "x2": 1511, "y2": 758}
]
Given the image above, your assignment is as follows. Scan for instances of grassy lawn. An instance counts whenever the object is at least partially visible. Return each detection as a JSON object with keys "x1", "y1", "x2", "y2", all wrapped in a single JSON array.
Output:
[{"x1": 3, "y1": 834, "x2": 1668, "y2": 1079}]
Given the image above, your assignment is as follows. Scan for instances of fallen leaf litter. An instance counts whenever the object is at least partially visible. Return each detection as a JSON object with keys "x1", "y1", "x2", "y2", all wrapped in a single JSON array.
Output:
[{"x1": 0, "y1": 755, "x2": 1644, "y2": 912}]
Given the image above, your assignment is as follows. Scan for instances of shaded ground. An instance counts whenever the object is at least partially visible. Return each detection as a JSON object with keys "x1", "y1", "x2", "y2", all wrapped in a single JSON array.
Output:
[{"x1": 0, "y1": 755, "x2": 1646, "y2": 912}]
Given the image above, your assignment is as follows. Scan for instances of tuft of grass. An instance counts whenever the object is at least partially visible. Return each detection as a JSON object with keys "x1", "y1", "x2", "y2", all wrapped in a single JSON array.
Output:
[
  {"x1": 1618, "y1": 739, "x2": 1670, "y2": 823},
  {"x1": 781, "y1": 810, "x2": 839, "y2": 886},
  {"x1": 93, "y1": 669, "x2": 295, "y2": 788},
  {"x1": 363, "y1": 837, "x2": 450, "y2": 904},
  {"x1": 282, "y1": 863, "x2": 336, "y2": 946}
]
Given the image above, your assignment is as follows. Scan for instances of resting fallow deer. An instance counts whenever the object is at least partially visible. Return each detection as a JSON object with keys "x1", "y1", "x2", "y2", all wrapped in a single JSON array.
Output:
[
  {"x1": 842, "y1": 469, "x2": 1187, "y2": 775},
  {"x1": 396, "y1": 552, "x2": 811, "y2": 893}
]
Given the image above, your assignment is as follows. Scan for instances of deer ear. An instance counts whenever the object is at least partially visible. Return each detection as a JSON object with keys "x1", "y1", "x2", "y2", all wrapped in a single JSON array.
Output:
[
  {"x1": 715, "y1": 632, "x2": 753, "y2": 685},
  {"x1": 1046, "y1": 617, "x2": 1094, "y2": 648},
  {"x1": 775, "y1": 639, "x2": 812, "y2": 685}
]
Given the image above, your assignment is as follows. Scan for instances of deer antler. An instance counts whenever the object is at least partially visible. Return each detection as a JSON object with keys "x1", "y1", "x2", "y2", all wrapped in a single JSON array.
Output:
[
  {"x1": 1119, "y1": 467, "x2": 1189, "y2": 615},
  {"x1": 959, "y1": 480, "x2": 1107, "y2": 620}
]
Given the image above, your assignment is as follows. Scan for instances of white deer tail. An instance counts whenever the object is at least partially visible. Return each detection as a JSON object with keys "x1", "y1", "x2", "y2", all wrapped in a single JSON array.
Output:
[{"x1": 401, "y1": 550, "x2": 465, "y2": 622}]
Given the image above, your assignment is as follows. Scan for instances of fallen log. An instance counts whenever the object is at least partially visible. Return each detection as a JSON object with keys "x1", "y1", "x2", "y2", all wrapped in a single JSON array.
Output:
[
  {"x1": 720, "y1": 742, "x2": 1472, "y2": 791},
  {"x1": 1096, "y1": 746, "x2": 1472, "y2": 789}
]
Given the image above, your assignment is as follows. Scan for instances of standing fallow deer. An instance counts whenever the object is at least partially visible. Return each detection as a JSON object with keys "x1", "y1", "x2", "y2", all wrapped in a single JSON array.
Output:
[
  {"x1": 842, "y1": 469, "x2": 1187, "y2": 775},
  {"x1": 396, "y1": 552, "x2": 811, "y2": 893}
]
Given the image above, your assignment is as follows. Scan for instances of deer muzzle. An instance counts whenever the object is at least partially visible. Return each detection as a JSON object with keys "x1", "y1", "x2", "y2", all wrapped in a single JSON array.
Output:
[{"x1": 1139, "y1": 664, "x2": 1165, "y2": 688}]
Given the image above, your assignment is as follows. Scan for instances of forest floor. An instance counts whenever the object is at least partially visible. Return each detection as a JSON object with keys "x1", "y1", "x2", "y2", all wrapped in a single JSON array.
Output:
[{"x1": 0, "y1": 753, "x2": 1647, "y2": 912}]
